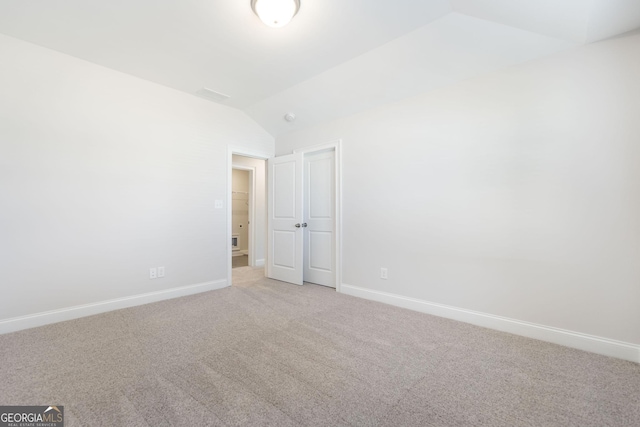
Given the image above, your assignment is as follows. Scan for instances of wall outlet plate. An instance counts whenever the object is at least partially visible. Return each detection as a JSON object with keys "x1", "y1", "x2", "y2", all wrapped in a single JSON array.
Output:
[
  {"x1": 380, "y1": 268, "x2": 388, "y2": 279},
  {"x1": 150, "y1": 268, "x2": 157, "y2": 279},
  {"x1": 158, "y1": 266, "x2": 165, "y2": 278}
]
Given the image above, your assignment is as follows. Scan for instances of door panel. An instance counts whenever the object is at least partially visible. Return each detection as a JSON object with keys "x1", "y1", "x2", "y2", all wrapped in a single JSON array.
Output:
[
  {"x1": 273, "y1": 162, "x2": 296, "y2": 218},
  {"x1": 267, "y1": 153, "x2": 303, "y2": 285},
  {"x1": 309, "y1": 231, "x2": 332, "y2": 271},
  {"x1": 304, "y1": 151, "x2": 335, "y2": 287},
  {"x1": 273, "y1": 231, "x2": 296, "y2": 268},
  {"x1": 309, "y1": 159, "x2": 333, "y2": 218}
]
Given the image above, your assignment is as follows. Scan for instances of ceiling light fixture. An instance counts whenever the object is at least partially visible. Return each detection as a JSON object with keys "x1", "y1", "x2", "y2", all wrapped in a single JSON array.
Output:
[{"x1": 251, "y1": 0, "x2": 300, "y2": 28}]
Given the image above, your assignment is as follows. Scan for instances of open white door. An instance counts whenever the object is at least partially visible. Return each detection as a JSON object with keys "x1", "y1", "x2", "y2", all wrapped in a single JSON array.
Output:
[{"x1": 267, "y1": 153, "x2": 304, "y2": 285}]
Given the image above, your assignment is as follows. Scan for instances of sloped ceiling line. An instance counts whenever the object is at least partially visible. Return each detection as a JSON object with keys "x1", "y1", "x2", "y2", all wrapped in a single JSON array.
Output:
[
  {"x1": 245, "y1": 0, "x2": 640, "y2": 136},
  {"x1": 0, "y1": 1, "x2": 638, "y2": 136}
]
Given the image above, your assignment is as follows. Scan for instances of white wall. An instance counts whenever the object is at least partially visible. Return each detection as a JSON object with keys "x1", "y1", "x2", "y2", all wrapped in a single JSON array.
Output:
[
  {"x1": 232, "y1": 169, "x2": 249, "y2": 251},
  {"x1": 232, "y1": 155, "x2": 267, "y2": 265},
  {"x1": 276, "y1": 31, "x2": 640, "y2": 349},
  {"x1": 0, "y1": 34, "x2": 273, "y2": 327}
]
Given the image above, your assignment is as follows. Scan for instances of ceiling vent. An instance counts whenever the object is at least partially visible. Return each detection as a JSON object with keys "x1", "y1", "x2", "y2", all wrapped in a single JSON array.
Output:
[{"x1": 195, "y1": 87, "x2": 230, "y2": 102}]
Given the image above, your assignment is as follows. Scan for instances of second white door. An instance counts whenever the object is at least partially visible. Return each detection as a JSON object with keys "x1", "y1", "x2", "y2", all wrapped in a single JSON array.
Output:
[{"x1": 303, "y1": 150, "x2": 335, "y2": 287}]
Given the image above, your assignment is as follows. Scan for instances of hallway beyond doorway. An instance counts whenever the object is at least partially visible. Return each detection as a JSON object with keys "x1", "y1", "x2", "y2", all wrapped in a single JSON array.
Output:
[{"x1": 232, "y1": 254, "x2": 248, "y2": 268}]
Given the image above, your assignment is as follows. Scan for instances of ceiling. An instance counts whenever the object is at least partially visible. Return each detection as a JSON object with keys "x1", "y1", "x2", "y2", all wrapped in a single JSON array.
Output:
[{"x1": 0, "y1": 0, "x2": 639, "y2": 137}]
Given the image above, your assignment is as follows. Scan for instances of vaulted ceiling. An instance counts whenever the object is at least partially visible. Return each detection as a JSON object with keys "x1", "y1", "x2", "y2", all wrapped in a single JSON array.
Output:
[{"x1": 1, "y1": 0, "x2": 639, "y2": 137}]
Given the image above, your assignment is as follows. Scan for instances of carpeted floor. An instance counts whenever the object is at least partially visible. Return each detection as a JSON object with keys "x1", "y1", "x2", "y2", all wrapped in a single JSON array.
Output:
[{"x1": 1, "y1": 267, "x2": 639, "y2": 426}]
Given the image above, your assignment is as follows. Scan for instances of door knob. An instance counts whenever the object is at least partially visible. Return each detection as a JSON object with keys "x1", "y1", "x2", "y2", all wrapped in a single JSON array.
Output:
[
  {"x1": 295, "y1": 223, "x2": 301, "y2": 228},
  {"x1": 301, "y1": 223, "x2": 307, "y2": 228}
]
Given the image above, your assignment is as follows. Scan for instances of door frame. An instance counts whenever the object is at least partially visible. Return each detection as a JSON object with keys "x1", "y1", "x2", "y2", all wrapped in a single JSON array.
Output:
[
  {"x1": 231, "y1": 165, "x2": 255, "y2": 266},
  {"x1": 227, "y1": 146, "x2": 270, "y2": 286},
  {"x1": 293, "y1": 139, "x2": 343, "y2": 292}
]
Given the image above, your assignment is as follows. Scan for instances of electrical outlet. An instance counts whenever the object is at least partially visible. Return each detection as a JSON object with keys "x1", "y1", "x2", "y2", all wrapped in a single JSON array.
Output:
[
  {"x1": 380, "y1": 268, "x2": 388, "y2": 280},
  {"x1": 158, "y1": 266, "x2": 165, "y2": 278},
  {"x1": 215, "y1": 200, "x2": 223, "y2": 209},
  {"x1": 149, "y1": 268, "x2": 157, "y2": 279}
]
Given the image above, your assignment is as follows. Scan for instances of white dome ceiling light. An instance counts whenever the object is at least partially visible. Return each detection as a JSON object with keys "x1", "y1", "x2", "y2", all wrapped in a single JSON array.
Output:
[{"x1": 251, "y1": 0, "x2": 300, "y2": 28}]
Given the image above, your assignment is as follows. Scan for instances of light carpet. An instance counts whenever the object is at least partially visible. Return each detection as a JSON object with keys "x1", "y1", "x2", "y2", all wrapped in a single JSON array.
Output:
[{"x1": 0, "y1": 267, "x2": 638, "y2": 426}]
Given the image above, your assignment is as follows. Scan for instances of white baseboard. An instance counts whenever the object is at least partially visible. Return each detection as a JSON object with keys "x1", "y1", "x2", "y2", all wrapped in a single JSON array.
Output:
[
  {"x1": 0, "y1": 279, "x2": 229, "y2": 335},
  {"x1": 254, "y1": 259, "x2": 265, "y2": 267},
  {"x1": 340, "y1": 284, "x2": 640, "y2": 363}
]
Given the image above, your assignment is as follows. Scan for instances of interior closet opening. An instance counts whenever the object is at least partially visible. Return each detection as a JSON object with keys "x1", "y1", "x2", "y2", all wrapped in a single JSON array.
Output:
[{"x1": 266, "y1": 140, "x2": 342, "y2": 290}]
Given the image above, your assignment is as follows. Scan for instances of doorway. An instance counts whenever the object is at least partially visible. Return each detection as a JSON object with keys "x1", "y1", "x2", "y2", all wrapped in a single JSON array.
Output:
[
  {"x1": 231, "y1": 168, "x2": 250, "y2": 268},
  {"x1": 228, "y1": 150, "x2": 268, "y2": 285}
]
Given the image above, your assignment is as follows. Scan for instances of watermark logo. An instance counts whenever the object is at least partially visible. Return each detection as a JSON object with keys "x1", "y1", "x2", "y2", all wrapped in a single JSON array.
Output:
[{"x1": 0, "y1": 405, "x2": 64, "y2": 427}]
